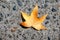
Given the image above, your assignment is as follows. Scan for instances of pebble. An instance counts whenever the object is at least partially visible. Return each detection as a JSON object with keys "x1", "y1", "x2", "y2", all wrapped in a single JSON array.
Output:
[
  {"x1": 7, "y1": 14, "x2": 10, "y2": 16},
  {"x1": 53, "y1": 16, "x2": 56, "y2": 19},
  {"x1": 44, "y1": 4, "x2": 48, "y2": 8},
  {"x1": 51, "y1": 8, "x2": 57, "y2": 12},
  {"x1": 2, "y1": 5, "x2": 5, "y2": 8},
  {"x1": 48, "y1": 37, "x2": 50, "y2": 40},
  {"x1": 8, "y1": 34, "x2": 12, "y2": 38},
  {"x1": 0, "y1": 17, "x2": 3, "y2": 21},
  {"x1": 16, "y1": 0, "x2": 22, "y2": 6},
  {"x1": 13, "y1": 6, "x2": 16, "y2": 11},
  {"x1": 28, "y1": 8, "x2": 31, "y2": 11},
  {"x1": 55, "y1": 0, "x2": 58, "y2": 2},
  {"x1": 0, "y1": 38, "x2": 2, "y2": 40},
  {"x1": 46, "y1": 16, "x2": 50, "y2": 20},
  {"x1": 4, "y1": 20, "x2": 8, "y2": 24},
  {"x1": 0, "y1": 13, "x2": 3, "y2": 17},
  {"x1": 45, "y1": 21, "x2": 49, "y2": 24}
]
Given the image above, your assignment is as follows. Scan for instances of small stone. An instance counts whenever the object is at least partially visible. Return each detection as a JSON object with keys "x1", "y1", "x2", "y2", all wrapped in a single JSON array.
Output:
[
  {"x1": 13, "y1": 6, "x2": 16, "y2": 11},
  {"x1": 48, "y1": 37, "x2": 50, "y2": 40},
  {"x1": 45, "y1": 0, "x2": 49, "y2": 3},
  {"x1": 45, "y1": 21, "x2": 49, "y2": 24},
  {"x1": 8, "y1": 34, "x2": 12, "y2": 38},
  {"x1": 4, "y1": 20, "x2": 8, "y2": 24},
  {"x1": 41, "y1": 4, "x2": 44, "y2": 8},
  {"x1": 55, "y1": 0, "x2": 58, "y2": 2},
  {"x1": 56, "y1": 20, "x2": 58, "y2": 21},
  {"x1": 57, "y1": 23, "x2": 59, "y2": 25},
  {"x1": 23, "y1": 36, "x2": 27, "y2": 39},
  {"x1": 28, "y1": 8, "x2": 31, "y2": 11},
  {"x1": 53, "y1": 28, "x2": 56, "y2": 31},
  {"x1": 41, "y1": 4, "x2": 48, "y2": 8},
  {"x1": 19, "y1": 34, "x2": 21, "y2": 35},
  {"x1": 0, "y1": 38, "x2": 2, "y2": 40},
  {"x1": 44, "y1": 4, "x2": 48, "y2": 8},
  {"x1": 46, "y1": 16, "x2": 50, "y2": 20},
  {"x1": 7, "y1": 14, "x2": 10, "y2": 16},
  {"x1": 11, "y1": 27, "x2": 18, "y2": 32},
  {"x1": 0, "y1": 13, "x2": 3, "y2": 17},
  {"x1": 11, "y1": 28, "x2": 16, "y2": 32},
  {"x1": 54, "y1": 14, "x2": 56, "y2": 16},
  {"x1": 16, "y1": 0, "x2": 22, "y2": 6},
  {"x1": 53, "y1": 16, "x2": 56, "y2": 19},
  {"x1": 16, "y1": 35, "x2": 18, "y2": 38},
  {"x1": 59, "y1": 34, "x2": 60, "y2": 40},
  {"x1": 38, "y1": 6, "x2": 40, "y2": 8},
  {"x1": 59, "y1": 16, "x2": 60, "y2": 19},
  {"x1": 31, "y1": 34, "x2": 36, "y2": 39},
  {"x1": 31, "y1": 35, "x2": 34, "y2": 39},
  {"x1": 0, "y1": 17, "x2": 3, "y2": 21},
  {"x1": 51, "y1": 8, "x2": 57, "y2": 12},
  {"x1": 2, "y1": 5, "x2": 5, "y2": 8}
]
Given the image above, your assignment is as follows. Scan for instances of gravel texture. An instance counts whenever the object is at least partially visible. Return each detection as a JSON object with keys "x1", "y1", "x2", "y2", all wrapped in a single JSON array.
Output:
[{"x1": 0, "y1": 0, "x2": 60, "y2": 40}]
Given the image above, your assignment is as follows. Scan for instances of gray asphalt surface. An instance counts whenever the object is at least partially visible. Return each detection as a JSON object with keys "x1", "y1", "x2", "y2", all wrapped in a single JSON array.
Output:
[{"x1": 0, "y1": 0, "x2": 60, "y2": 40}]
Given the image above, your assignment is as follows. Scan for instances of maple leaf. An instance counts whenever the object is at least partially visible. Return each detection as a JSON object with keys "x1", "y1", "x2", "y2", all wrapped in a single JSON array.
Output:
[{"x1": 20, "y1": 5, "x2": 48, "y2": 30}]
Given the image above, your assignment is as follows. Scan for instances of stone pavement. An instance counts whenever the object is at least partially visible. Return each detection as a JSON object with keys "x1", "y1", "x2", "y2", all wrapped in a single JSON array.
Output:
[{"x1": 0, "y1": 0, "x2": 60, "y2": 40}]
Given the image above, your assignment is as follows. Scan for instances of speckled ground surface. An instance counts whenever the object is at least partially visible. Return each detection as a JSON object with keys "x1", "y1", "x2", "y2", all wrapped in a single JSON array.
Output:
[{"x1": 0, "y1": 0, "x2": 60, "y2": 40}]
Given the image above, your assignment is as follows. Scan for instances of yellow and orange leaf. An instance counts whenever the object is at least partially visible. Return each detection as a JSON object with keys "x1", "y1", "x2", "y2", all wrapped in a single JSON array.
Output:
[{"x1": 20, "y1": 4, "x2": 48, "y2": 30}]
